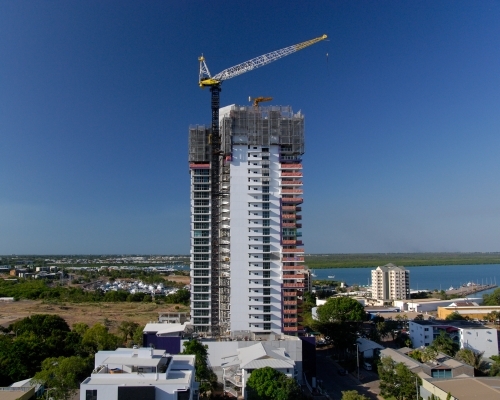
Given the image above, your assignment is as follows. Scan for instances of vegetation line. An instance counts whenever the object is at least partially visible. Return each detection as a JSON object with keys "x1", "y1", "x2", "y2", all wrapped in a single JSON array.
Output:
[{"x1": 305, "y1": 252, "x2": 500, "y2": 269}]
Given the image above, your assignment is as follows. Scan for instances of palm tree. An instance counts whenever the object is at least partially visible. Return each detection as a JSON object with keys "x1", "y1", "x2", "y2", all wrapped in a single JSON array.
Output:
[{"x1": 455, "y1": 349, "x2": 488, "y2": 372}]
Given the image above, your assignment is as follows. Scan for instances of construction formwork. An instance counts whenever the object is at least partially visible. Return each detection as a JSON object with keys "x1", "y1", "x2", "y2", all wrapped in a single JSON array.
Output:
[
  {"x1": 188, "y1": 125, "x2": 210, "y2": 163},
  {"x1": 220, "y1": 105, "x2": 304, "y2": 155}
]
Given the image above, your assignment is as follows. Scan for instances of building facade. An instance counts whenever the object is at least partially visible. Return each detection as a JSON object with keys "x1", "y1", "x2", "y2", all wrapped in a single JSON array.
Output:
[
  {"x1": 188, "y1": 105, "x2": 307, "y2": 336},
  {"x1": 371, "y1": 263, "x2": 410, "y2": 302}
]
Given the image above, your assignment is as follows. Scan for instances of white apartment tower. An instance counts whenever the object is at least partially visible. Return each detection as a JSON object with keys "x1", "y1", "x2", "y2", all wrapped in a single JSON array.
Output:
[
  {"x1": 371, "y1": 263, "x2": 410, "y2": 301},
  {"x1": 188, "y1": 105, "x2": 307, "y2": 336}
]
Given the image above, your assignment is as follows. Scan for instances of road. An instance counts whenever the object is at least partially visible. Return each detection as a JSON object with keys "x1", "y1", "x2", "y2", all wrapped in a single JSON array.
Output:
[{"x1": 315, "y1": 348, "x2": 381, "y2": 400}]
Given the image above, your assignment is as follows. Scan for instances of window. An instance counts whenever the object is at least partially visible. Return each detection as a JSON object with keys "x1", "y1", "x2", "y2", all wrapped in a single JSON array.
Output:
[
  {"x1": 263, "y1": 211, "x2": 270, "y2": 218},
  {"x1": 262, "y1": 220, "x2": 270, "y2": 227},
  {"x1": 263, "y1": 228, "x2": 270, "y2": 235},
  {"x1": 263, "y1": 245, "x2": 270, "y2": 252},
  {"x1": 263, "y1": 271, "x2": 270, "y2": 278},
  {"x1": 263, "y1": 195, "x2": 270, "y2": 201},
  {"x1": 262, "y1": 202, "x2": 270, "y2": 210},
  {"x1": 264, "y1": 323, "x2": 271, "y2": 330},
  {"x1": 263, "y1": 306, "x2": 271, "y2": 312},
  {"x1": 86, "y1": 390, "x2": 97, "y2": 400},
  {"x1": 263, "y1": 297, "x2": 271, "y2": 304},
  {"x1": 262, "y1": 186, "x2": 269, "y2": 193},
  {"x1": 263, "y1": 236, "x2": 270, "y2": 243}
]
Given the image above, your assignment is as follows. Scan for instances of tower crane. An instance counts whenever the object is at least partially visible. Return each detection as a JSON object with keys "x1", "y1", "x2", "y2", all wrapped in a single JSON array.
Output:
[
  {"x1": 249, "y1": 96, "x2": 273, "y2": 107},
  {"x1": 197, "y1": 34, "x2": 327, "y2": 336}
]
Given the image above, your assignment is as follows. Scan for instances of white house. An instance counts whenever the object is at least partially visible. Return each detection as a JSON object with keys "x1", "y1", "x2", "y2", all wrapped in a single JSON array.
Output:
[
  {"x1": 220, "y1": 342, "x2": 296, "y2": 399},
  {"x1": 80, "y1": 348, "x2": 199, "y2": 400},
  {"x1": 409, "y1": 320, "x2": 498, "y2": 358}
]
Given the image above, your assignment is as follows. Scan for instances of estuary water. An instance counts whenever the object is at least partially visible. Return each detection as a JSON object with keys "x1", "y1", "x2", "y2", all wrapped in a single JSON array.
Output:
[{"x1": 310, "y1": 264, "x2": 499, "y2": 294}]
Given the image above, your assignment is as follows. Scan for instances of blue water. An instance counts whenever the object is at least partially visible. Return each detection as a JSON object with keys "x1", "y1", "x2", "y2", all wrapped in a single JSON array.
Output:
[{"x1": 310, "y1": 264, "x2": 499, "y2": 295}]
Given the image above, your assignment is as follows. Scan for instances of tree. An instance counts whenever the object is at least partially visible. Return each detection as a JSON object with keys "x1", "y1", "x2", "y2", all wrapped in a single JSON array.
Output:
[
  {"x1": 117, "y1": 321, "x2": 139, "y2": 343},
  {"x1": 316, "y1": 297, "x2": 365, "y2": 323},
  {"x1": 133, "y1": 325, "x2": 144, "y2": 346},
  {"x1": 445, "y1": 311, "x2": 466, "y2": 321},
  {"x1": 483, "y1": 288, "x2": 500, "y2": 306},
  {"x1": 430, "y1": 331, "x2": 459, "y2": 357},
  {"x1": 82, "y1": 323, "x2": 121, "y2": 354},
  {"x1": 455, "y1": 349, "x2": 488, "y2": 372},
  {"x1": 245, "y1": 367, "x2": 305, "y2": 400},
  {"x1": 378, "y1": 356, "x2": 420, "y2": 400},
  {"x1": 341, "y1": 390, "x2": 369, "y2": 400},
  {"x1": 414, "y1": 314, "x2": 424, "y2": 321},
  {"x1": 489, "y1": 355, "x2": 500, "y2": 376},
  {"x1": 181, "y1": 339, "x2": 217, "y2": 395},
  {"x1": 33, "y1": 356, "x2": 92, "y2": 400}
]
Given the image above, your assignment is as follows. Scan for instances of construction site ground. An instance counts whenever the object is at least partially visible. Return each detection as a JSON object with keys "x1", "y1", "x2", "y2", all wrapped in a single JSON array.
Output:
[{"x1": 0, "y1": 299, "x2": 189, "y2": 333}]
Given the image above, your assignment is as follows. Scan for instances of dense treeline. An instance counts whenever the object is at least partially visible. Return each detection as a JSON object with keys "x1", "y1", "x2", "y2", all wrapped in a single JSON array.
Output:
[
  {"x1": 0, "y1": 279, "x2": 190, "y2": 305},
  {"x1": 0, "y1": 314, "x2": 141, "y2": 387},
  {"x1": 306, "y1": 252, "x2": 500, "y2": 269}
]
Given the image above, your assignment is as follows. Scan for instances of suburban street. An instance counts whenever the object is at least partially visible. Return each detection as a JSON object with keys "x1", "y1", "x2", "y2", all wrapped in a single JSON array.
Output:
[{"x1": 316, "y1": 348, "x2": 381, "y2": 400}]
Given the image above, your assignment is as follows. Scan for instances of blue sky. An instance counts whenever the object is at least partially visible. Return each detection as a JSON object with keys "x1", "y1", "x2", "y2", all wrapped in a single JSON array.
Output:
[{"x1": 1, "y1": 1, "x2": 499, "y2": 255}]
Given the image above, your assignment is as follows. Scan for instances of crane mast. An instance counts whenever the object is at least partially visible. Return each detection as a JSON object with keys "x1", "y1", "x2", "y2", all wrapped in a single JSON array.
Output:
[{"x1": 198, "y1": 34, "x2": 327, "y2": 336}]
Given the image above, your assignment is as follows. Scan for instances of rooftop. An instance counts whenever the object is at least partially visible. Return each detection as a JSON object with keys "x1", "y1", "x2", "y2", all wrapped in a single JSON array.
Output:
[
  {"x1": 411, "y1": 319, "x2": 490, "y2": 329},
  {"x1": 426, "y1": 377, "x2": 500, "y2": 398}
]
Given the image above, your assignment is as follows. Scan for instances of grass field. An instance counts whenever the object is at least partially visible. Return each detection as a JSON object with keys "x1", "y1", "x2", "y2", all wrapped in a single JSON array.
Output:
[
  {"x1": 305, "y1": 252, "x2": 500, "y2": 269},
  {"x1": 0, "y1": 299, "x2": 189, "y2": 333}
]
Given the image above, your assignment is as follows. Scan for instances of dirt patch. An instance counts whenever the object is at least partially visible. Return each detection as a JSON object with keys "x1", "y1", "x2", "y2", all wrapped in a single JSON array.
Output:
[
  {"x1": 164, "y1": 274, "x2": 190, "y2": 285},
  {"x1": 0, "y1": 299, "x2": 189, "y2": 333}
]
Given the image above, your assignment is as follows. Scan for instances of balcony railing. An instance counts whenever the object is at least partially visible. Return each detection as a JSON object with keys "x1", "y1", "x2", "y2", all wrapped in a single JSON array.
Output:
[
  {"x1": 282, "y1": 240, "x2": 303, "y2": 245},
  {"x1": 283, "y1": 283, "x2": 305, "y2": 288},
  {"x1": 282, "y1": 189, "x2": 303, "y2": 194},
  {"x1": 281, "y1": 198, "x2": 303, "y2": 203},
  {"x1": 281, "y1": 171, "x2": 302, "y2": 177},
  {"x1": 283, "y1": 318, "x2": 298, "y2": 323},
  {"x1": 282, "y1": 266, "x2": 304, "y2": 271},
  {"x1": 189, "y1": 163, "x2": 210, "y2": 169},
  {"x1": 280, "y1": 163, "x2": 302, "y2": 169},
  {"x1": 283, "y1": 274, "x2": 305, "y2": 279},
  {"x1": 282, "y1": 223, "x2": 296, "y2": 228},
  {"x1": 281, "y1": 205, "x2": 296, "y2": 211},
  {"x1": 282, "y1": 248, "x2": 305, "y2": 253},
  {"x1": 283, "y1": 300, "x2": 298, "y2": 305},
  {"x1": 282, "y1": 257, "x2": 304, "y2": 262},
  {"x1": 282, "y1": 215, "x2": 297, "y2": 220},
  {"x1": 280, "y1": 180, "x2": 303, "y2": 186}
]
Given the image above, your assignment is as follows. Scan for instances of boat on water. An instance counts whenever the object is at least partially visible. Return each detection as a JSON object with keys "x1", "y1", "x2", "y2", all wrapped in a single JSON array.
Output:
[
  {"x1": 311, "y1": 270, "x2": 317, "y2": 277},
  {"x1": 328, "y1": 275, "x2": 335, "y2": 279}
]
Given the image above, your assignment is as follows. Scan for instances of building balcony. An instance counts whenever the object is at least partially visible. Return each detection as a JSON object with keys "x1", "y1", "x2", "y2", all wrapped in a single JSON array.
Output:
[
  {"x1": 281, "y1": 171, "x2": 302, "y2": 177},
  {"x1": 281, "y1": 198, "x2": 303, "y2": 204},
  {"x1": 189, "y1": 163, "x2": 210, "y2": 169},
  {"x1": 282, "y1": 266, "x2": 304, "y2": 271},
  {"x1": 281, "y1": 214, "x2": 298, "y2": 220},
  {"x1": 283, "y1": 318, "x2": 298, "y2": 323},
  {"x1": 280, "y1": 163, "x2": 302, "y2": 169},
  {"x1": 282, "y1": 223, "x2": 297, "y2": 228},
  {"x1": 283, "y1": 326, "x2": 304, "y2": 332},
  {"x1": 283, "y1": 290, "x2": 299, "y2": 296},
  {"x1": 282, "y1": 248, "x2": 305, "y2": 253},
  {"x1": 282, "y1": 240, "x2": 303, "y2": 245},
  {"x1": 281, "y1": 205, "x2": 297, "y2": 211},
  {"x1": 283, "y1": 274, "x2": 305, "y2": 279},
  {"x1": 283, "y1": 309, "x2": 299, "y2": 314},
  {"x1": 283, "y1": 283, "x2": 305, "y2": 288},
  {"x1": 282, "y1": 256, "x2": 304, "y2": 262},
  {"x1": 282, "y1": 189, "x2": 303, "y2": 194},
  {"x1": 280, "y1": 180, "x2": 303, "y2": 186},
  {"x1": 283, "y1": 300, "x2": 298, "y2": 306}
]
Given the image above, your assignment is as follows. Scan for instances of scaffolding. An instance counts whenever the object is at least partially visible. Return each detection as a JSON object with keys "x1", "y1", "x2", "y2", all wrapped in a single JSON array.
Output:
[
  {"x1": 220, "y1": 105, "x2": 305, "y2": 155},
  {"x1": 188, "y1": 125, "x2": 210, "y2": 162}
]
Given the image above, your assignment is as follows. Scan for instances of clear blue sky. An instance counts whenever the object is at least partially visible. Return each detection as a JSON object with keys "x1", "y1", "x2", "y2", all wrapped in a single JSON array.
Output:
[{"x1": 1, "y1": 1, "x2": 499, "y2": 255}]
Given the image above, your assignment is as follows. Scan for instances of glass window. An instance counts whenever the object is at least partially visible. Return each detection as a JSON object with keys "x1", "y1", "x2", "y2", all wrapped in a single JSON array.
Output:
[{"x1": 86, "y1": 390, "x2": 97, "y2": 400}]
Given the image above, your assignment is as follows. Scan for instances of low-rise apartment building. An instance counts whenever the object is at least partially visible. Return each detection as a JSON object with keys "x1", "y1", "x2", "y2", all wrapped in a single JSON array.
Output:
[
  {"x1": 80, "y1": 348, "x2": 198, "y2": 400},
  {"x1": 409, "y1": 320, "x2": 498, "y2": 357}
]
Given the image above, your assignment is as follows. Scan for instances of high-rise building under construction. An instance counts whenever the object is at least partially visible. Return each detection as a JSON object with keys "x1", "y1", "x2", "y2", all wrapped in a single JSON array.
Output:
[{"x1": 188, "y1": 104, "x2": 309, "y2": 336}]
